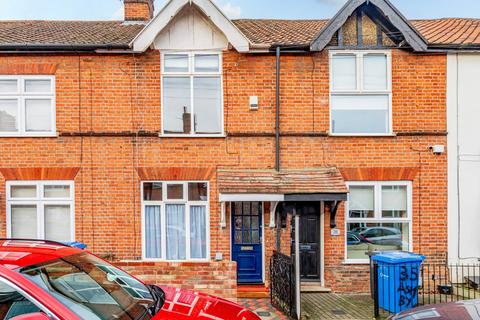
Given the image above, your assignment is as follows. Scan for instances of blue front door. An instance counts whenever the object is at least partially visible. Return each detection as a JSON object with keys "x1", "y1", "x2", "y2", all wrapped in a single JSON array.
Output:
[{"x1": 231, "y1": 202, "x2": 263, "y2": 284}]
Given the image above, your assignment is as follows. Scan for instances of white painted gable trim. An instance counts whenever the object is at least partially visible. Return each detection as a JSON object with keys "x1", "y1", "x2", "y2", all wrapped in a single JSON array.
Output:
[{"x1": 131, "y1": 0, "x2": 250, "y2": 52}]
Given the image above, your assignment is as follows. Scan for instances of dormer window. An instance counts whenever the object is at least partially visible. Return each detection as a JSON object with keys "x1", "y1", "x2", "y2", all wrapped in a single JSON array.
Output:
[{"x1": 161, "y1": 52, "x2": 223, "y2": 136}]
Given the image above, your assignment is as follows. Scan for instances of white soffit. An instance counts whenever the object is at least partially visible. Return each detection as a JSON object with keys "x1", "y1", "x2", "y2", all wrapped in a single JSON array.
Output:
[
  {"x1": 219, "y1": 193, "x2": 285, "y2": 202},
  {"x1": 131, "y1": 0, "x2": 250, "y2": 52}
]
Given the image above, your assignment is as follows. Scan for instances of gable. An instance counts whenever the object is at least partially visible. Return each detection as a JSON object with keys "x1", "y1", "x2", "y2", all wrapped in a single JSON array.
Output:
[
  {"x1": 311, "y1": 0, "x2": 427, "y2": 52},
  {"x1": 154, "y1": 5, "x2": 228, "y2": 50},
  {"x1": 327, "y1": 8, "x2": 396, "y2": 48},
  {"x1": 132, "y1": 0, "x2": 250, "y2": 52}
]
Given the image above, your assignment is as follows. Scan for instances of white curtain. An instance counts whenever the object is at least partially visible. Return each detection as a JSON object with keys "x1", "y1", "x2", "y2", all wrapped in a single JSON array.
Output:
[
  {"x1": 45, "y1": 205, "x2": 71, "y2": 242},
  {"x1": 145, "y1": 206, "x2": 161, "y2": 259},
  {"x1": 190, "y1": 206, "x2": 206, "y2": 259},
  {"x1": 166, "y1": 204, "x2": 186, "y2": 260},
  {"x1": 350, "y1": 186, "x2": 375, "y2": 210},
  {"x1": 11, "y1": 205, "x2": 37, "y2": 238},
  {"x1": 332, "y1": 54, "x2": 357, "y2": 91},
  {"x1": 382, "y1": 186, "x2": 407, "y2": 211},
  {"x1": 363, "y1": 54, "x2": 388, "y2": 90}
]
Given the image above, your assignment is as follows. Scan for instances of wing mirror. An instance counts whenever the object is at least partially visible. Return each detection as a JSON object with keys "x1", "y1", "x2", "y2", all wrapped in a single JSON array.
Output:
[{"x1": 10, "y1": 313, "x2": 51, "y2": 320}]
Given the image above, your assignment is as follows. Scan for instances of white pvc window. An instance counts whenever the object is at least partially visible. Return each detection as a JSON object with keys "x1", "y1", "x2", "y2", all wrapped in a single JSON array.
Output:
[
  {"x1": 7, "y1": 181, "x2": 74, "y2": 242},
  {"x1": 330, "y1": 51, "x2": 391, "y2": 135},
  {"x1": 141, "y1": 181, "x2": 209, "y2": 261},
  {"x1": 161, "y1": 53, "x2": 223, "y2": 136},
  {"x1": 0, "y1": 76, "x2": 56, "y2": 136},
  {"x1": 345, "y1": 181, "x2": 412, "y2": 263}
]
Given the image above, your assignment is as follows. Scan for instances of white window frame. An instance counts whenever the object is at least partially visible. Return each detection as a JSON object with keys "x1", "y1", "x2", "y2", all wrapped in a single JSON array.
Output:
[
  {"x1": 160, "y1": 51, "x2": 224, "y2": 137},
  {"x1": 0, "y1": 75, "x2": 56, "y2": 137},
  {"x1": 141, "y1": 181, "x2": 210, "y2": 262},
  {"x1": 6, "y1": 180, "x2": 75, "y2": 241},
  {"x1": 344, "y1": 181, "x2": 412, "y2": 264},
  {"x1": 329, "y1": 50, "x2": 393, "y2": 136}
]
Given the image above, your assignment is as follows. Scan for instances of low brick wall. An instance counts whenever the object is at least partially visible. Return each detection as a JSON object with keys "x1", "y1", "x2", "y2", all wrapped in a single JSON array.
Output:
[
  {"x1": 325, "y1": 265, "x2": 371, "y2": 293},
  {"x1": 116, "y1": 260, "x2": 238, "y2": 298}
]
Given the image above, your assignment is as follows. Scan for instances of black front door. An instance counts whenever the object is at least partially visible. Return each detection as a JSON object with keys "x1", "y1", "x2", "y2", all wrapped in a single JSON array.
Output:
[{"x1": 292, "y1": 202, "x2": 321, "y2": 281}]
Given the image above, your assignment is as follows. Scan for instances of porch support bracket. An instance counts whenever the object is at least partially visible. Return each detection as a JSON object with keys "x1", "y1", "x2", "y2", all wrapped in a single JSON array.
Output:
[{"x1": 329, "y1": 201, "x2": 341, "y2": 228}]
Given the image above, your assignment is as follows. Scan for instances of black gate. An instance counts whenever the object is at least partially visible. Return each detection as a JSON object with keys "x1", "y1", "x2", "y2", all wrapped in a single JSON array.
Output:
[{"x1": 270, "y1": 251, "x2": 296, "y2": 319}]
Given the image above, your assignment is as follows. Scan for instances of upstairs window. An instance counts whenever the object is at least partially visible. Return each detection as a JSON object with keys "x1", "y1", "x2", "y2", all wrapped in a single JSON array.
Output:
[
  {"x1": 330, "y1": 51, "x2": 391, "y2": 135},
  {"x1": 162, "y1": 53, "x2": 223, "y2": 136},
  {"x1": 0, "y1": 76, "x2": 56, "y2": 136}
]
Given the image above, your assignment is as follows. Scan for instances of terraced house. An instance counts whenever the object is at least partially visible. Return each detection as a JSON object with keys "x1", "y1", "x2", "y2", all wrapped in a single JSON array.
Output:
[{"x1": 1, "y1": 0, "x2": 477, "y2": 298}]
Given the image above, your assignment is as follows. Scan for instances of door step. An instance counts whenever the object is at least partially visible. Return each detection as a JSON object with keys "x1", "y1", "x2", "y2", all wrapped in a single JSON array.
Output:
[
  {"x1": 301, "y1": 283, "x2": 332, "y2": 293},
  {"x1": 237, "y1": 285, "x2": 269, "y2": 298}
]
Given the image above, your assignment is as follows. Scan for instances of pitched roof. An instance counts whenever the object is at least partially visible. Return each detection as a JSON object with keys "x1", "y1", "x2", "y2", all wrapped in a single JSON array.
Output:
[
  {"x1": 0, "y1": 21, "x2": 144, "y2": 49},
  {"x1": 411, "y1": 18, "x2": 480, "y2": 47},
  {"x1": 0, "y1": 18, "x2": 478, "y2": 50},
  {"x1": 232, "y1": 19, "x2": 328, "y2": 47},
  {"x1": 217, "y1": 168, "x2": 348, "y2": 195},
  {"x1": 232, "y1": 18, "x2": 480, "y2": 48}
]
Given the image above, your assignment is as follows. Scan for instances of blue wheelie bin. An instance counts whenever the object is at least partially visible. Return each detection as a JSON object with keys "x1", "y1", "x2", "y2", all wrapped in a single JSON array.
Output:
[{"x1": 372, "y1": 251, "x2": 425, "y2": 313}]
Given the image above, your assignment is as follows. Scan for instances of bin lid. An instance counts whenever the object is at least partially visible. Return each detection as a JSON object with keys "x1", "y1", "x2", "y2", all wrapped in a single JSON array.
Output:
[{"x1": 371, "y1": 251, "x2": 425, "y2": 264}]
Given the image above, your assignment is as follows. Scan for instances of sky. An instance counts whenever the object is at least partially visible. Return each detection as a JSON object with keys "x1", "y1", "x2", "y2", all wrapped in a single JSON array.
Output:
[{"x1": 0, "y1": 0, "x2": 478, "y2": 21}]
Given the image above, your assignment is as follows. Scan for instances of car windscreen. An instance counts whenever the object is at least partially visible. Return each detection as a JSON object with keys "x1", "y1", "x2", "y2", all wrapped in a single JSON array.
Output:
[{"x1": 19, "y1": 252, "x2": 155, "y2": 320}]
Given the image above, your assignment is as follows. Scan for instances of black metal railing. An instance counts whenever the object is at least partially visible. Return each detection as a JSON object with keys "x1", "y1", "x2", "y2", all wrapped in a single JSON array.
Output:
[
  {"x1": 270, "y1": 251, "x2": 296, "y2": 319},
  {"x1": 372, "y1": 263, "x2": 480, "y2": 318}
]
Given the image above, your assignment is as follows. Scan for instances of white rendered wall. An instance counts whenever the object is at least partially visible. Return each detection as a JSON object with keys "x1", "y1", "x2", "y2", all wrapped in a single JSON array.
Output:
[{"x1": 448, "y1": 53, "x2": 480, "y2": 263}]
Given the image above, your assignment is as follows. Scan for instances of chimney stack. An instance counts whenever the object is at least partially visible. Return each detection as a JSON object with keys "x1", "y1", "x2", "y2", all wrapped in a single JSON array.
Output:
[{"x1": 124, "y1": 0, "x2": 154, "y2": 22}]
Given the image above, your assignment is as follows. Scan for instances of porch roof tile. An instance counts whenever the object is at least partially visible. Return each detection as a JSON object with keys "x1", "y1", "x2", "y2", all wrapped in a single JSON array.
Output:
[{"x1": 218, "y1": 167, "x2": 348, "y2": 195}]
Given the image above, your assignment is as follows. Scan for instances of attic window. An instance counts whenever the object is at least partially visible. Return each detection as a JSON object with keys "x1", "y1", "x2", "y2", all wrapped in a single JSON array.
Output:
[{"x1": 161, "y1": 52, "x2": 223, "y2": 136}]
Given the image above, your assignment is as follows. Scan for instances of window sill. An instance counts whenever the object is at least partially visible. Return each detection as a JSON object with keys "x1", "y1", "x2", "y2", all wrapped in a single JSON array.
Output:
[
  {"x1": 139, "y1": 259, "x2": 211, "y2": 263},
  {"x1": 342, "y1": 260, "x2": 370, "y2": 265},
  {"x1": 0, "y1": 132, "x2": 58, "y2": 138},
  {"x1": 159, "y1": 133, "x2": 226, "y2": 138},
  {"x1": 329, "y1": 133, "x2": 396, "y2": 137}
]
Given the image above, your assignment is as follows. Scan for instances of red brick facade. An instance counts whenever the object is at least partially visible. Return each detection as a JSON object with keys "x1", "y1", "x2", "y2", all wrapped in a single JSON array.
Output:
[{"x1": 0, "y1": 46, "x2": 447, "y2": 296}]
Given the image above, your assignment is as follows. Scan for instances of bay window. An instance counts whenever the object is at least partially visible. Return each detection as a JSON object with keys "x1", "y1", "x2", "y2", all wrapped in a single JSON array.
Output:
[
  {"x1": 330, "y1": 51, "x2": 391, "y2": 135},
  {"x1": 7, "y1": 181, "x2": 74, "y2": 242},
  {"x1": 162, "y1": 53, "x2": 223, "y2": 136},
  {"x1": 142, "y1": 181, "x2": 209, "y2": 261},
  {"x1": 346, "y1": 181, "x2": 411, "y2": 263},
  {"x1": 0, "y1": 76, "x2": 55, "y2": 136}
]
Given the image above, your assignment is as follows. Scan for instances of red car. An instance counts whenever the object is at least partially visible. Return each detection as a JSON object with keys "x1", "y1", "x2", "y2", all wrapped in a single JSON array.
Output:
[{"x1": 0, "y1": 239, "x2": 260, "y2": 320}]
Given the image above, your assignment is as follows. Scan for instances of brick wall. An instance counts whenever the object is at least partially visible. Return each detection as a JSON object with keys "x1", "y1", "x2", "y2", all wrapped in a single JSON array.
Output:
[
  {"x1": 0, "y1": 48, "x2": 447, "y2": 294},
  {"x1": 116, "y1": 260, "x2": 237, "y2": 298},
  {"x1": 124, "y1": 0, "x2": 153, "y2": 21}
]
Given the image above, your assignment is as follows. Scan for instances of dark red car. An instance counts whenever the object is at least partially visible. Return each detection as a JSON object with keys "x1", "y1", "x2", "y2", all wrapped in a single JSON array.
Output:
[{"x1": 0, "y1": 239, "x2": 260, "y2": 320}]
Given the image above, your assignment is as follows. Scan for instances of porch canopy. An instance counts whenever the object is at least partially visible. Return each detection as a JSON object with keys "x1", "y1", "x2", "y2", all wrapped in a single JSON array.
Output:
[
  {"x1": 218, "y1": 167, "x2": 348, "y2": 202},
  {"x1": 218, "y1": 167, "x2": 348, "y2": 228}
]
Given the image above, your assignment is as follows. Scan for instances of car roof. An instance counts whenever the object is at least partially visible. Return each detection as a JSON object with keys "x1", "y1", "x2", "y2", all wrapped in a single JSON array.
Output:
[{"x1": 0, "y1": 239, "x2": 82, "y2": 270}]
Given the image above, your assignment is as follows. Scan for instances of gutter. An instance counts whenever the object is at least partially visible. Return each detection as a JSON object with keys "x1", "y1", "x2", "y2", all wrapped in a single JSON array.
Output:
[{"x1": 0, "y1": 43, "x2": 131, "y2": 52}]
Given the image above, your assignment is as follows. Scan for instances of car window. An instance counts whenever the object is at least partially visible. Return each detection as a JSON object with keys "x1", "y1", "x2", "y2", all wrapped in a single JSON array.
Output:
[
  {"x1": 0, "y1": 278, "x2": 43, "y2": 319},
  {"x1": 382, "y1": 229, "x2": 395, "y2": 236},
  {"x1": 21, "y1": 252, "x2": 156, "y2": 320}
]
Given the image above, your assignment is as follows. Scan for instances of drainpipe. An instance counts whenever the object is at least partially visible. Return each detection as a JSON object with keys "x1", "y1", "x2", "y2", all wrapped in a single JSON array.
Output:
[{"x1": 275, "y1": 46, "x2": 281, "y2": 172}]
